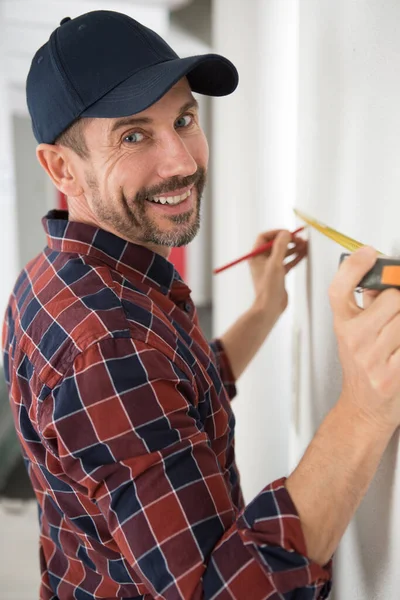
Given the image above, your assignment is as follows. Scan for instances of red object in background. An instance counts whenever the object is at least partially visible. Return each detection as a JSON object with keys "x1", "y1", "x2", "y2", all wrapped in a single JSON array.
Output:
[
  {"x1": 56, "y1": 189, "x2": 187, "y2": 280},
  {"x1": 168, "y1": 246, "x2": 186, "y2": 280}
]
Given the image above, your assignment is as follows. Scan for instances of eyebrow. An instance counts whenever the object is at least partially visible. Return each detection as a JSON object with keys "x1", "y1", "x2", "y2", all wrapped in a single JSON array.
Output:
[{"x1": 109, "y1": 98, "x2": 199, "y2": 135}]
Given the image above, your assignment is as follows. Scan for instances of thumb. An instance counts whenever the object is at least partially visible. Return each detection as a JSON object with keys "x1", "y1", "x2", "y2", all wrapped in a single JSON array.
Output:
[
  {"x1": 271, "y1": 230, "x2": 291, "y2": 264},
  {"x1": 329, "y1": 246, "x2": 378, "y2": 319}
]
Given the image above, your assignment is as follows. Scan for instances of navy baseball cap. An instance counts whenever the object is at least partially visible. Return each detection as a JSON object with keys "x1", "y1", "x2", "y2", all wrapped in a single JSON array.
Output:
[{"x1": 26, "y1": 10, "x2": 239, "y2": 144}]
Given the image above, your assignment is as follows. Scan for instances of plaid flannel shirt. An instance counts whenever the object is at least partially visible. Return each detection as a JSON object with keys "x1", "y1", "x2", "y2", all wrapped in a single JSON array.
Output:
[{"x1": 2, "y1": 211, "x2": 332, "y2": 599}]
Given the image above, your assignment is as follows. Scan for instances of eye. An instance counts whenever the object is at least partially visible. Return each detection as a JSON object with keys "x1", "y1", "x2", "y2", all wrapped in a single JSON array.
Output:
[
  {"x1": 175, "y1": 114, "x2": 193, "y2": 129},
  {"x1": 123, "y1": 131, "x2": 145, "y2": 144}
]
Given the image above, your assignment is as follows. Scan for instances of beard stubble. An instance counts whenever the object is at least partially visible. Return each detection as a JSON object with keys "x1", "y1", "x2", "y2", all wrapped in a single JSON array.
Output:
[{"x1": 86, "y1": 166, "x2": 207, "y2": 248}]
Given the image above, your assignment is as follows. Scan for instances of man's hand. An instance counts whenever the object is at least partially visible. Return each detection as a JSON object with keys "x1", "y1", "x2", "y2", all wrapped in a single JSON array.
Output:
[
  {"x1": 286, "y1": 245, "x2": 400, "y2": 567},
  {"x1": 330, "y1": 245, "x2": 400, "y2": 430},
  {"x1": 250, "y1": 229, "x2": 308, "y2": 318},
  {"x1": 219, "y1": 229, "x2": 307, "y2": 380}
]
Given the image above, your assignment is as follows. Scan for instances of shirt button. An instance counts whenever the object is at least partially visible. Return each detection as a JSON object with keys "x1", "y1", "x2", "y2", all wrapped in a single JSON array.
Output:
[{"x1": 184, "y1": 302, "x2": 192, "y2": 312}]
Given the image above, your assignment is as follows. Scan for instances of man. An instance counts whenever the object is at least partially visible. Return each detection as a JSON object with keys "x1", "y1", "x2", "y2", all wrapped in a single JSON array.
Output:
[{"x1": 3, "y1": 10, "x2": 400, "y2": 600}]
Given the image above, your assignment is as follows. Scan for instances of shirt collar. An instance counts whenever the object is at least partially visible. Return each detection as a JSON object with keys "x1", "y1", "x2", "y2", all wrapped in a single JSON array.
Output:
[{"x1": 42, "y1": 210, "x2": 188, "y2": 296}]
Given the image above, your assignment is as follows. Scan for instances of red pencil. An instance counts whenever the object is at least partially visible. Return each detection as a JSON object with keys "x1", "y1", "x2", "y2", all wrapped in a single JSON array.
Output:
[{"x1": 213, "y1": 226, "x2": 306, "y2": 275}]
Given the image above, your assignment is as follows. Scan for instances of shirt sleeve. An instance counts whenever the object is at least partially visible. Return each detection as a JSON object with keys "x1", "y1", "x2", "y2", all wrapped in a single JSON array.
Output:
[
  {"x1": 42, "y1": 337, "x2": 332, "y2": 600},
  {"x1": 209, "y1": 338, "x2": 237, "y2": 401}
]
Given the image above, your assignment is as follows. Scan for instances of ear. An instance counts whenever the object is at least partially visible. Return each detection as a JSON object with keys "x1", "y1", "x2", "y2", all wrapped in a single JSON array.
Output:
[{"x1": 36, "y1": 144, "x2": 84, "y2": 197}]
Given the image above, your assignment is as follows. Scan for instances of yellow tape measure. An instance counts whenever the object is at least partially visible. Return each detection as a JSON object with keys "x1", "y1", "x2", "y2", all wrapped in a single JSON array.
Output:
[
  {"x1": 294, "y1": 208, "x2": 400, "y2": 290},
  {"x1": 293, "y1": 208, "x2": 384, "y2": 255}
]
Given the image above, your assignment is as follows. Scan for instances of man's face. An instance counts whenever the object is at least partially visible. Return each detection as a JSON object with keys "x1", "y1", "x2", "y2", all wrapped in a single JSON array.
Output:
[{"x1": 70, "y1": 78, "x2": 208, "y2": 254}]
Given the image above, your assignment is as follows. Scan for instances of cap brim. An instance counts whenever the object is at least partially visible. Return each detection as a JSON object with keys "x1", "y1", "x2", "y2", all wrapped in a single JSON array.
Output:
[{"x1": 81, "y1": 54, "x2": 238, "y2": 118}]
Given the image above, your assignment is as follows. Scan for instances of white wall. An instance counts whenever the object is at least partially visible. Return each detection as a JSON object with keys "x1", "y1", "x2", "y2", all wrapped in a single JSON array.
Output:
[
  {"x1": 12, "y1": 115, "x2": 49, "y2": 270},
  {"x1": 212, "y1": 0, "x2": 298, "y2": 501},
  {"x1": 213, "y1": 0, "x2": 400, "y2": 597},
  {"x1": 0, "y1": 1, "x2": 19, "y2": 324},
  {"x1": 293, "y1": 1, "x2": 400, "y2": 598}
]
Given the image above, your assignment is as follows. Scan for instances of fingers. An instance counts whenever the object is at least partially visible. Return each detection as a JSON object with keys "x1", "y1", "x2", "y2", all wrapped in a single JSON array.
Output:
[
  {"x1": 329, "y1": 246, "x2": 378, "y2": 320},
  {"x1": 373, "y1": 312, "x2": 400, "y2": 366},
  {"x1": 357, "y1": 287, "x2": 400, "y2": 334},
  {"x1": 287, "y1": 238, "x2": 308, "y2": 256},
  {"x1": 251, "y1": 229, "x2": 307, "y2": 276},
  {"x1": 270, "y1": 230, "x2": 292, "y2": 264},
  {"x1": 252, "y1": 229, "x2": 282, "y2": 252},
  {"x1": 284, "y1": 237, "x2": 308, "y2": 272},
  {"x1": 284, "y1": 252, "x2": 307, "y2": 273},
  {"x1": 355, "y1": 311, "x2": 400, "y2": 400},
  {"x1": 361, "y1": 289, "x2": 380, "y2": 310},
  {"x1": 253, "y1": 229, "x2": 307, "y2": 257}
]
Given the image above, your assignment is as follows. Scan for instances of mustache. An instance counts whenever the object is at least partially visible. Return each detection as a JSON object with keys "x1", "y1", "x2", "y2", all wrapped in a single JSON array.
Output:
[{"x1": 135, "y1": 167, "x2": 206, "y2": 203}]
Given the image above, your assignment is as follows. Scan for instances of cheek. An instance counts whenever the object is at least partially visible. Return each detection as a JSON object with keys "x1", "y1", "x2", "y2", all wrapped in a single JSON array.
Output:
[
  {"x1": 106, "y1": 154, "x2": 149, "y2": 195},
  {"x1": 182, "y1": 129, "x2": 209, "y2": 170},
  {"x1": 193, "y1": 131, "x2": 209, "y2": 167}
]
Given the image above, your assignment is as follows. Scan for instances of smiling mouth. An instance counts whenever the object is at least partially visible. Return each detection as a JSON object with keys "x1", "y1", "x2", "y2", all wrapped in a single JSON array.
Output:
[{"x1": 146, "y1": 186, "x2": 193, "y2": 206}]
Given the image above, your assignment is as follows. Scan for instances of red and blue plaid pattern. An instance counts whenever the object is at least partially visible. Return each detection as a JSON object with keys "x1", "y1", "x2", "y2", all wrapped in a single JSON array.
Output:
[{"x1": 2, "y1": 211, "x2": 332, "y2": 599}]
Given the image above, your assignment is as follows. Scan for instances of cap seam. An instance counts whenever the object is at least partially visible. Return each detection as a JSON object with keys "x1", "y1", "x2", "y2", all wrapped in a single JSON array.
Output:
[
  {"x1": 49, "y1": 28, "x2": 85, "y2": 108},
  {"x1": 56, "y1": 13, "x2": 169, "y2": 109},
  {"x1": 112, "y1": 12, "x2": 175, "y2": 62},
  {"x1": 139, "y1": 28, "x2": 176, "y2": 61}
]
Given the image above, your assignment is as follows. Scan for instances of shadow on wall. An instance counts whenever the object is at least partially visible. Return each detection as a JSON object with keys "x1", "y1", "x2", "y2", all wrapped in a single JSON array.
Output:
[{"x1": 353, "y1": 432, "x2": 398, "y2": 596}]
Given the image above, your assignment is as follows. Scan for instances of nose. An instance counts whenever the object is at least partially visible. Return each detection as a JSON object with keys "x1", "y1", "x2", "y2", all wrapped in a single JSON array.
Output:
[{"x1": 156, "y1": 131, "x2": 197, "y2": 181}]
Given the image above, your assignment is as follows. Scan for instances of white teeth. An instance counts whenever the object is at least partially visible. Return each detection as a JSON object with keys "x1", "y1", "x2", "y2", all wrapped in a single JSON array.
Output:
[{"x1": 150, "y1": 189, "x2": 191, "y2": 205}]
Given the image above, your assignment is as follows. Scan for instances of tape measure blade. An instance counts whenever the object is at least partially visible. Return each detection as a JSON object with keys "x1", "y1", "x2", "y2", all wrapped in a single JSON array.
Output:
[
  {"x1": 310, "y1": 223, "x2": 359, "y2": 252},
  {"x1": 297, "y1": 215, "x2": 362, "y2": 251},
  {"x1": 326, "y1": 231, "x2": 363, "y2": 252},
  {"x1": 294, "y1": 208, "x2": 385, "y2": 255}
]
